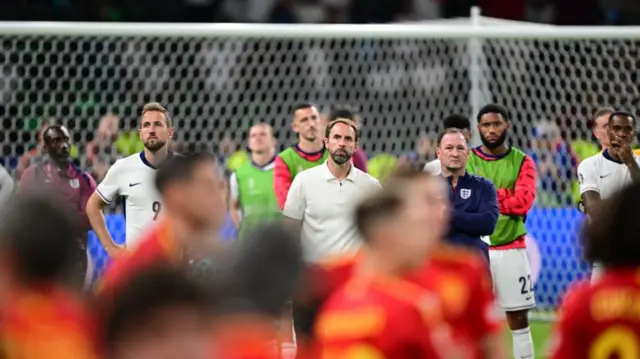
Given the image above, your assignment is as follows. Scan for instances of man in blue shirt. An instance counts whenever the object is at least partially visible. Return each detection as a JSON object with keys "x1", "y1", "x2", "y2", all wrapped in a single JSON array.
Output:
[{"x1": 436, "y1": 128, "x2": 499, "y2": 261}]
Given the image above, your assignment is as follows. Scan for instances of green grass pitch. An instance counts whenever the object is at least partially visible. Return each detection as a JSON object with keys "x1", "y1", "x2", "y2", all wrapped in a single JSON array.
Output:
[{"x1": 503, "y1": 320, "x2": 553, "y2": 358}]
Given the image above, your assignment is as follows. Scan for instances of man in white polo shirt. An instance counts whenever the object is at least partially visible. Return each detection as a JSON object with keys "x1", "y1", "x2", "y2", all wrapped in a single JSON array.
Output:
[{"x1": 283, "y1": 118, "x2": 381, "y2": 263}]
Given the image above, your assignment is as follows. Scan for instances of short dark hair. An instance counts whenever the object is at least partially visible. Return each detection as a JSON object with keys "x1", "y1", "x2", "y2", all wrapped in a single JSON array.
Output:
[
  {"x1": 103, "y1": 265, "x2": 210, "y2": 352},
  {"x1": 354, "y1": 190, "x2": 403, "y2": 242},
  {"x1": 477, "y1": 104, "x2": 510, "y2": 123},
  {"x1": 608, "y1": 111, "x2": 636, "y2": 125},
  {"x1": 443, "y1": 114, "x2": 471, "y2": 130},
  {"x1": 582, "y1": 181, "x2": 640, "y2": 267},
  {"x1": 291, "y1": 103, "x2": 316, "y2": 115},
  {"x1": 154, "y1": 152, "x2": 217, "y2": 195},
  {"x1": 328, "y1": 107, "x2": 360, "y2": 124},
  {"x1": 227, "y1": 223, "x2": 303, "y2": 318},
  {"x1": 356, "y1": 166, "x2": 433, "y2": 240},
  {"x1": 0, "y1": 192, "x2": 79, "y2": 283},
  {"x1": 325, "y1": 119, "x2": 360, "y2": 142},
  {"x1": 437, "y1": 128, "x2": 467, "y2": 147}
]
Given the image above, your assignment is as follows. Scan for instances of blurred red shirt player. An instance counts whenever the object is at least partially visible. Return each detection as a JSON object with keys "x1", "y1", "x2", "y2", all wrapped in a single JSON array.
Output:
[
  {"x1": 549, "y1": 181, "x2": 640, "y2": 359},
  {"x1": 0, "y1": 194, "x2": 98, "y2": 359},
  {"x1": 99, "y1": 153, "x2": 227, "y2": 298},
  {"x1": 315, "y1": 167, "x2": 457, "y2": 359}
]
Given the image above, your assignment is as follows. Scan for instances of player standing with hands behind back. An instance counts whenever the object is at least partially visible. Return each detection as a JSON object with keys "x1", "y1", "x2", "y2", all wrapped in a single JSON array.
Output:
[
  {"x1": 466, "y1": 104, "x2": 537, "y2": 359},
  {"x1": 577, "y1": 111, "x2": 640, "y2": 281},
  {"x1": 86, "y1": 102, "x2": 175, "y2": 257}
]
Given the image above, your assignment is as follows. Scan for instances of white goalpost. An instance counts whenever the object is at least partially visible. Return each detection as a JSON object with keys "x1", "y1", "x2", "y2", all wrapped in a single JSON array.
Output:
[{"x1": 1, "y1": 10, "x2": 636, "y2": 320}]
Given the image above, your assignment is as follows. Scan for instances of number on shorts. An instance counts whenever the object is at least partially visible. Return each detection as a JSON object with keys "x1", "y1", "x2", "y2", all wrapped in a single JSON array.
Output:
[
  {"x1": 519, "y1": 275, "x2": 533, "y2": 294},
  {"x1": 152, "y1": 201, "x2": 162, "y2": 220},
  {"x1": 589, "y1": 326, "x2": 638, "y2": 359}
]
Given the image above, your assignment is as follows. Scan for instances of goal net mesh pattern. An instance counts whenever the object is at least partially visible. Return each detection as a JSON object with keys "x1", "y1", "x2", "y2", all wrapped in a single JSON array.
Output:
[{"x1": 1, "y1": 33, "x2": 629, "y2": 318}]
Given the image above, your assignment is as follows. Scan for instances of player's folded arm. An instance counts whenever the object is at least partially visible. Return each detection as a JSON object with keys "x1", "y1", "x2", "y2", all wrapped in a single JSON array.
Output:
[
  {"x1": 496, "y1": 156, "x2": 537, "y2": 216},
  {"x1": 274, "y1": 156, "x2": 293, "y2": 210},
  {"x1": 451, "y1": 183, "x2": 499, "y2": 236}
]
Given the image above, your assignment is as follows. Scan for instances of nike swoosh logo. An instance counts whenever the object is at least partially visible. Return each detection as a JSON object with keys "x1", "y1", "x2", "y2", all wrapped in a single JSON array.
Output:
[
  {"x1": 599, "y1": 174, "x2": 611, "y2": 178},
  {"x1": 129, "y1": 182, "x2": 141, "y2": 187},
  {"x1": 525, "y1": 296, "x2": 532, "y2": 301}
]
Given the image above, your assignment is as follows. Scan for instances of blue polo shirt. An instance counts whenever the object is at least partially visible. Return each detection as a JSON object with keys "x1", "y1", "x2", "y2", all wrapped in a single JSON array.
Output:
[{"x1": 444, "y1": 172, "x2": 499, "y2": 262}]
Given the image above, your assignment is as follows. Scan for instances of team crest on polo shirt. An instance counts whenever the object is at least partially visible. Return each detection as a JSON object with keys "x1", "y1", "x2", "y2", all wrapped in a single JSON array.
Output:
[
  {"x1": 460, "y1": 188, "x2": 471, "y2": 199},
  {"x1": 69, "y1": 179, "x2": 80, "y2": 189}
]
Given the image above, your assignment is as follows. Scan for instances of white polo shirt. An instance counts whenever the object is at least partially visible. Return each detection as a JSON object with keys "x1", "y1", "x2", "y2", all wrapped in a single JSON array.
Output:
[{"x1": 283, "y1": 161, "x2": 381, "y2": 263}]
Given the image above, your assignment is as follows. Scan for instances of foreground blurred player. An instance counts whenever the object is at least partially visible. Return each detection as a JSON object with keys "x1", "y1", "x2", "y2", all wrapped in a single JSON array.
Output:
[
  {"x1": 0, "y1": 193, "x2": 97, "y2": 358},
  {"x1": 99, "y1": 153, "x2": 227, "y2": 297},
  {"x1": 212, "y1": 223, "x2": 304, "y2": 359},
  {"x1": 577, "y1": 111, "x2": 640, "y2": 281},
  {"x1": 101, "y1": 265, "x2": 211, "y2": 359},
  {"x1": 468, "y1": 104, "x2": 537, "y2": 359},
  {"x1": 274, "y1": 103, "x2": 328, "y2": 209},
  {"x1": 229, "y1": 123, "x2": 280, "y2": 240},
  {"x1": 549, "y1": 181, "x2": 640, "y2": 359},
  {"x1": 19, "y1": 124, "x2": 97, "y2": 288},
  {"x1": 87, "y1": 102, "x2": 175, "y2": 257},
  {"x1": 305, "y1": 167, "x2": 504, "y2": 359},
  {"x1": 315, "y1": 170, "x2": 456, "y2": 359}
]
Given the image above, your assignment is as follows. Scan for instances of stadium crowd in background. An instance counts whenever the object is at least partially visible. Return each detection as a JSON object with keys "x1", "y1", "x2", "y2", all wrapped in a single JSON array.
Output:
[{"x1": 2, "y1": 0, "x2": 638, "y2": 25}]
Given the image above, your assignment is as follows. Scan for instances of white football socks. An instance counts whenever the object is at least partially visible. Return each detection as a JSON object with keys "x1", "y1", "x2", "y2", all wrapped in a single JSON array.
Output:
[{"x1": 512, "y1": 327, "x2": 534, "y2": 359}]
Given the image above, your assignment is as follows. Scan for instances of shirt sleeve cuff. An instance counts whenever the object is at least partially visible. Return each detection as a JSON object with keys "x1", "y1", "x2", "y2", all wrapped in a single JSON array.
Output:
[
  {"x1": 96, "y1": 188, "x2": 113, "y2": 204},
  {"x1": 579, "y1": 186, "x2": 600, "y2": 195},
  {"x1": 282, "y1": 209, "x2": 303, "y2": 220}
]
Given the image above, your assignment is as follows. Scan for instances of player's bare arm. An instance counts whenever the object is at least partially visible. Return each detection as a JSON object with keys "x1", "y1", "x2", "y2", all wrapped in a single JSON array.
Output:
[
  {"x1": 229, "y1": 197, "x2": 242, "y2": 230},
  {"x1": 86, "y1": 192, "x2": 125, "y2": 257},
  {"x1": 581, "y1": 191, "x2": 601, "y2": 219}
]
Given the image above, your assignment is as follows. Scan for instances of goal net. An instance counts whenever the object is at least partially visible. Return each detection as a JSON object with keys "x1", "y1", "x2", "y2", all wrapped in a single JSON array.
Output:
[{"x1": 1, "y1": 16, "x2": 630, "y2": 319}]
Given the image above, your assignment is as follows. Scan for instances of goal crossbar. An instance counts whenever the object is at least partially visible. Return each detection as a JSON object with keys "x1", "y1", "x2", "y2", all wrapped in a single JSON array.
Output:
[{"x1": 0, "y1": 21, "x2": 640, "y2": 39}]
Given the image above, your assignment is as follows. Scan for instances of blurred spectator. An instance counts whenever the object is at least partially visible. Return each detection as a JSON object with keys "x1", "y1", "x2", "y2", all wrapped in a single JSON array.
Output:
[
  {"x1": 86, "y1": 114, "x2": 121, "y2": 181},
  {"x1": 269, "y1": 0, "x2": 299, "y2": 23},
  {"x1": 400, "y1": 132, "x2": 436, "y2": 170},
  {"x1": 525, "y1": 0, "x2": 555, "y2": 23},
  {"x1": 478, "y1": 0, "x2": 526, "y2": 20},
  {"x1": 554, "y1": 0, "x2": 603, "y2": 25},
  {"x1": 528, "y1": 120, "x2": 578, "y2": 207}
]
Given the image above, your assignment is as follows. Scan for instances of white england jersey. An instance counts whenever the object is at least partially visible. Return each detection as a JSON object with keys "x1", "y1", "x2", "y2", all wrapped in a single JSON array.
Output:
[
  {"x1": 95, "y1": 152, "x2": 163, "y2": 248},
  {"x1": 577, "y1": 150, "x2": 640, "y2": 200}
]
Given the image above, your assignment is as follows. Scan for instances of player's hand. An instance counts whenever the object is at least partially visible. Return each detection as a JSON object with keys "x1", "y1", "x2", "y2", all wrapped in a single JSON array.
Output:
[
  {"x1": 107, "y1": 244, "x2": 127, "y2": 258},
  {"x1": 613, "y1": 137, "x2": 635, "y2": 166}
]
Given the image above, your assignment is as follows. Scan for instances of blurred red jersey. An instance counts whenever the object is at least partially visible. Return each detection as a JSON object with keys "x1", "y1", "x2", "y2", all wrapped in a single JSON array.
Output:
[
  {"x1": 549, "y1": 268, "x2": 640, "y2": 359},
  {"x1": 0, "y1": 286, "x2": 98, "y2": 359},
  {"x1": 99, "y1": 219, "x2": 180, "y2": 297},
  {"x1": 315, "y1": 275, "x2": 449, "y2": 359},
  {"x1": 407, "y1": 247, "x2": 503, "y2": 359},
  {"x1": 211, "y1": 316, "x2": 280, "y2": 359}
]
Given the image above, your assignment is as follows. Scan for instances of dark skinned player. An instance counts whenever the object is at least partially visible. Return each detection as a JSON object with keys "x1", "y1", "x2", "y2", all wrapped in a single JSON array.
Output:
[
  {"x1": 578, "y1": 111, "x2": 640, "y2": 281},
  {"x1": 19, "y1": 124, "x2": 97, "y2": 290}
]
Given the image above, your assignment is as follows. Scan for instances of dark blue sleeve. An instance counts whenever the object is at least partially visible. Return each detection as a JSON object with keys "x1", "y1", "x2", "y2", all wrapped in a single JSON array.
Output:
[{"x1": 450, "y1": 178, "x2": 499, "y2": 237}]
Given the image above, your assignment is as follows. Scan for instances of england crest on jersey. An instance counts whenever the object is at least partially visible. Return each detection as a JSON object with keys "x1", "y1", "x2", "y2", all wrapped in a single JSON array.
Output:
[
  {"x1": 69, "y1": 179, "x2": 80, "y2": 189},
  {"x1": 460, "y1": 188, "x2": 471, "y2": 199}
]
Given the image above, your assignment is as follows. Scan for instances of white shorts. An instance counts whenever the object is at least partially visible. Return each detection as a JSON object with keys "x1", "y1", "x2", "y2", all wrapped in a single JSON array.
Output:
[
  {"x1": 489, "y1": 248, "x2": 536, "y2": 311},
  {"x1": 591, "y1": 262, "x2": 604, "y2": 283}
]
